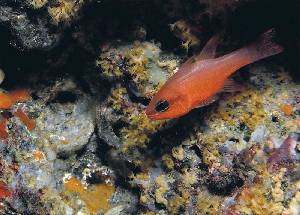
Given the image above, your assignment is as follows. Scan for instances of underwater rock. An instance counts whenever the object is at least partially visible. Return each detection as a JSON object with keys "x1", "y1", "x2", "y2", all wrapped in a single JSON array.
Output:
[
  {"x1": 36, "y1": 95, "x2": 94, "y2": 155},
  {"x1": 0, "y1": 6, "x2": 57, "y2": 49},
  {"x1": 96, "y1": 105, "x2": 122, "y2": 148}
]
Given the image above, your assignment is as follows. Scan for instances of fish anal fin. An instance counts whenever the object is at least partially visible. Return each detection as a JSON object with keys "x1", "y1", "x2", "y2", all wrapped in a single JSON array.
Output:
[
  {"x1": 195, "y1": 95, "x2": 219, "y2": 108},
  {"x1": 223, "y1": 79, "x2": 246, "y2": 93},
  {"x1": 197, "y1": 34, "x2": 221, "y2": 61}
]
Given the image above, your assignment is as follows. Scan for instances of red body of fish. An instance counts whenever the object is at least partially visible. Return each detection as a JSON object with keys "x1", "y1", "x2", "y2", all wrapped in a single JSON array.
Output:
[
  {"x1": 146, "y1": 29, "x2": 283, "y2": 120},
  {"x1": 0, "y1": 181, "x2": 11, "y2": 198}
]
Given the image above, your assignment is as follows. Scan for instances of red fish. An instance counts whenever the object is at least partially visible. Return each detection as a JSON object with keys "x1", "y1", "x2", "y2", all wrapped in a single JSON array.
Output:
[
  {"x1": 0, "y1": 89, "x2": 29, "y2": 110},
  {"x1": 146, "y1": 29, "x2": 283, "y2": 120},
  {"x1": 14, "y1": 108, "x2": 36, "y2": 131},
  {"x1": 0, "y1": 181, "x2": 11, "y2": 198}
]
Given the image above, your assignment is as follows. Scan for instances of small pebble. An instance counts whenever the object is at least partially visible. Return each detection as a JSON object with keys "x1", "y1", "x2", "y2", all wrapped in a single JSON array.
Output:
[{"x1": 0, "y1": 69, "x2": 5, "y2": 85}]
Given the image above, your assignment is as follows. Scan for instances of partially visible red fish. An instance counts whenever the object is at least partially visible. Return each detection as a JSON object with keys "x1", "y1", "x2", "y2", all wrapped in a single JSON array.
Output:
[
  {"x1": 0, "y1": 119, "x2": 8, "y2": 140},
  {"x1": 14, "y1": 108, "x2": 36, "y2": 131},
  {"x1": 146, "y1": 29, "x2": 283, "y2": 120},
  {"x1": 0, "y1": 89, "x2": 29, "y2": 110},
  {"x1": 0, "y1": 181, "x2": 11, "y2": 199}
]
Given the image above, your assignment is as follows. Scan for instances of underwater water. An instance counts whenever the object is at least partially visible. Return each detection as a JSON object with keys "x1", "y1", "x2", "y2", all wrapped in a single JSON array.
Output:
[{"x1": 0, "y1": 0, "x2": 299, "y2": 214}]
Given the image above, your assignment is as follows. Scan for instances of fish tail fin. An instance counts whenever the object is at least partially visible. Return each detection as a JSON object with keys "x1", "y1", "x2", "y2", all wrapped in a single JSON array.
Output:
[{"x1": 247, "y1": 28, "x2": 283, "y2": 63}]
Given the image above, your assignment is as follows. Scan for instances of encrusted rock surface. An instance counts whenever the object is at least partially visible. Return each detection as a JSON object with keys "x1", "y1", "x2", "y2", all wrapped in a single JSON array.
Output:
[{"x1": 0, "y1": 0, "x2": 299, "y2": 214}]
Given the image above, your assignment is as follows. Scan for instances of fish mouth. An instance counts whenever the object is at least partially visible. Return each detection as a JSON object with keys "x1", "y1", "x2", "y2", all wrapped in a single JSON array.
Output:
[
  {"x1": 147, "y1": 113, "x2": 158, "y2": 120},
  {"x1": 145, "y1": 108, "x2": 159, "y2": 120}
]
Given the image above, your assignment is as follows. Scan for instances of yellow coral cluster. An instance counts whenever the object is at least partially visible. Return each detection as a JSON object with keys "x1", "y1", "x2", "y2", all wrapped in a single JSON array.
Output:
[
  {"x1": 155, "y1": 175, "x2": 169, "y2": 206},
  {"x1": 197, "y1": 190, "x2": 222, "y2": 214},
  {"x1": 233, "y1": 164, "x2": 288, "y2": 214},
  {"x1": 168, "y1": 188, "x2": 190, "y2": 214},
  {"x1": 235, "y1": 183, "x2": 271, "y2": 214},
  {"x1": 172, "y1": 145, "x2": 185, "y2": 161},
  {"x1": 29, "y1": 0, "x2": 48, "y2": 8},
  {"x1": 108, "y1": 85, "x2": 165, "y2": 151},
  {"x1": 162, "y1": 154, "x2": 174, "y2": 169},
  {"x1": 108, "y1": 86, "x2": 127, "y2": 111},
  {"x1": 121, "y1": 111, "x2": 163, "y2": 151},
  {"x1": 129, "y1": 172, "x2": 151, "y2": 205},
  {"x1": 195, "y1": 130, "x2": 227, "y2": 166},
  {"x1": 170, "y1": 20, "x2": 200, "y2": 51},
  {"x1": 154, "y1": 175, "x2": 191, "y2": 214},
  {"x1": 216, "y1": 89, "x2": 266, "y2": 130},
  {"x1": 48, "y1": 0, "x2": 76, "y2": 24},
  {"x1": 48, "y1": 0, "x2": 86, "y2": 24},
  {"x1": 270, "y1": 169, "x2": 286, "y2": 213},
  {"x1": 181, "y1": 168, "x2": 198, "y2": 187},
  {"x1": 29, "y1": 0, "x2": 85, "y2": 24},
  {"x1": 97, "y1": 52, "x2": 123, "y2": 78},
  {"x1": 284, "y1": 179, "x2": 300, "y2": 214},
  {"x1": 125, "y1": 43, "x2": 149, "y2": 83}
]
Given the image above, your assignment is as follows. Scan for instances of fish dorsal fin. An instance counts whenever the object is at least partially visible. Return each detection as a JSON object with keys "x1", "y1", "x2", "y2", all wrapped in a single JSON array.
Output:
[
  {"x1": 222, "y1": 78, "x2": 246, "y2": 93},
  {"x1": 197, "y1": 34, "x2": 221, "y2": 61},
  {"x1": 195, "y1": 95, "x2": 219, "y2": 108}
]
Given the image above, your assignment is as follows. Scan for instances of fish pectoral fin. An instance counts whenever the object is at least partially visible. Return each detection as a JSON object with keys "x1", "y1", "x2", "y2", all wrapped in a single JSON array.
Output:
[
  {"x1": 195, "y1": 95, "x2": 219, "y2": 108},
  {"x1": 222, "y1": 78, "x2": 246, "y2": 93},
  {"x1": 197, "y1": 34, "x2": 221, "y2": 60}
]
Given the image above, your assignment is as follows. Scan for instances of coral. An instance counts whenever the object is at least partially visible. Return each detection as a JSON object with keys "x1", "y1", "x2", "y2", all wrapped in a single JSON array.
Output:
[
  {"x1": 29, "y1": 0, "x2": 48, "y2": 9},
  {"x1": 167, "y1": 189, "x2": 190, "y2": 214},
  {"x1": 172, "y1": 145, "x2": 185, "y2": 161},
  {"x1": 97, "y1": 52, "x2": 124, "y2": 78},
  {"x1": 155, "y1": 175, "x2": 168, "y2": 206},
  {"x1": 97, "y1": 41, "x2": 178, "y2": 98},
  {"x1": 107, "y1": 84, "x2": 165, "y2": 152},
  {"x1": 197, "y1": 190, "x2": 222, "y2": 214},
  {"x1": 170, "y1": 20, "x2": 200, "y2": 50},
  {"x1": 125, "y1": 42, "x2": 150, "y2": 84},
  {"x1": 284, "y1": 179, "x2": 300, "y2": 214},
  {"x1": 215, "y1": 89, "x2": 267, "y2": 130},
  {"x1": 181, "y1": 168, "x2": 198, "y2": 187},
  {"x1": 271, "y1": 169, "x2": 285, "y2": 214},
  {"x1": 235, "y1": 183, "x2": 271, "y2": 214},
  {"x1": 47, "y1": 0, "x2": 87, "y2": 24},
  {"x1": 162, "y1": 154, "x2": 174, "y2": 169}
]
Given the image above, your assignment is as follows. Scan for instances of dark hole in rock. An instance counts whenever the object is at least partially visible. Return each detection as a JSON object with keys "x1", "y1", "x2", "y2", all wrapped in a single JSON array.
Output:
[
  {"x1": 1, "y1": 111, "x2": 13, "y2": 119},
  {"x1": 190, "y1": 144, "x2": 202, "y2": 159},
  {"x1": 126, "y1": 79, "x2": 151, "y2": 106},
  {"x1": 272, "y1": 115, "x2": 279, "y2": 122},
  {"x1": 239, "y1": 122, "x2": 247, "y2": 131},
  {"x1": 243, "y1": 136, "x2": 250, "y2": 142},
  {"x1": 51, "y1": 91, "x2": 78, "y2": 104},
  {"x1": 228, "y1": 137, "x2": 239, "y2": 142},
  {"x1": 112, "y1": 121, "x2": 128, "y2": 136},
  {"x1": 86, "y1": 171, "x2": 106, "y2": 185},
  {"x1": 206, "y1": 173, "x2": 244, "y2": 196}
]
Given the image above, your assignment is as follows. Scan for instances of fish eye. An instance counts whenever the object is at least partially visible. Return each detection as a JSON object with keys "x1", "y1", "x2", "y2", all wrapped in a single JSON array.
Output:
[{"x1": 155, "y1": 100, "x2": 169, "y2": 112}]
